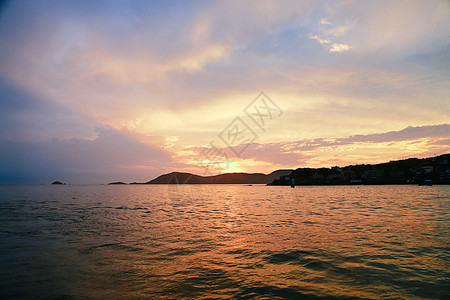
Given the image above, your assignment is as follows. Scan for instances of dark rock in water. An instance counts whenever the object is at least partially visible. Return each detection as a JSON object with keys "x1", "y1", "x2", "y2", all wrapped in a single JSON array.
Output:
[
  {"x1": 108, "y1": 182, "x2": 127, "y2": 185},
  {"x1": 52, "y1": 181, "x2": 65, "y2": 185}
]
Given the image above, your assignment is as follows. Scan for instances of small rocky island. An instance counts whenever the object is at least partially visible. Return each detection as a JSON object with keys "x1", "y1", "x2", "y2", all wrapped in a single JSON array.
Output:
[
  {"x1": 51, "y1": 181, "x2": 66, "y2": 185},
  {"x1": 108, "y1": 181, "x2": 127, "y2": 185}
]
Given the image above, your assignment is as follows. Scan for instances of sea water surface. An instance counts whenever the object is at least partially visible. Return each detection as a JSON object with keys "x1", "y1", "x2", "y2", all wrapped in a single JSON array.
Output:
[{"x1": 0, "y1": 184, "x2": 448, "y2": 299}]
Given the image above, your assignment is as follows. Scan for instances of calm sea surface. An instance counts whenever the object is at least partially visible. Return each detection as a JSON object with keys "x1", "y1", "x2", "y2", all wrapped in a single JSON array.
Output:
[{"x1": 0, "y1": 184, "x2": 448, "y2": 299}]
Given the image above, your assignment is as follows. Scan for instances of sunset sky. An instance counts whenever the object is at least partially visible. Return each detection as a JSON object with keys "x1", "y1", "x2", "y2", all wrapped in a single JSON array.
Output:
[{"x1": 1, "y1": 0, "x2": 449, "y2": 183}]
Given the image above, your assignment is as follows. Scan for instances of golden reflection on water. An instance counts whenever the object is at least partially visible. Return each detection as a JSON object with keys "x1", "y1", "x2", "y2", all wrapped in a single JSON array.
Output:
[
  {"x1": 74, "y1": 184, "x2": 448, "y2": 299},
  {"x1": 0, "y1": 184, "x2": 448, "y2": 299}
]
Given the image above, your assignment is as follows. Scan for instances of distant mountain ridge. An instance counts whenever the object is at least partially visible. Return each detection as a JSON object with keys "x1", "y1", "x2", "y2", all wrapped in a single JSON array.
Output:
[
  {"x1": 145, "y1": 170, "x2": 293, "y2": 184},
  {"x1": 115, "y1": 154, "x2": 450, "y2": 185}
]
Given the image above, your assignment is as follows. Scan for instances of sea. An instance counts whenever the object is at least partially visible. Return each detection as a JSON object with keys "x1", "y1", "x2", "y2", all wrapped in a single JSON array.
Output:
[{"x1": 0, "y1": 184, "x2": 448, "y2": 299}]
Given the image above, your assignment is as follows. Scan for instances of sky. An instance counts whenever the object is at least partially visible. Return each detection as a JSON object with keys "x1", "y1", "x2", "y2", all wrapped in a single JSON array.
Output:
[{"x1": 0, "y1": 0, "x2": 449, "y2": 184}]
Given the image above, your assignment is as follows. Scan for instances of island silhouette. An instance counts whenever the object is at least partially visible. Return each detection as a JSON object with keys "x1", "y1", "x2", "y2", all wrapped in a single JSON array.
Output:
[{"x1": 144, "y1": 170, "x2": 293, "y2": 185}]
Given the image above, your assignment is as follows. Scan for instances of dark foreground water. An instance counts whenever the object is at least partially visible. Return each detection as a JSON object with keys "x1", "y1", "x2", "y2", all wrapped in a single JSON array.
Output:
[{"x1": 0, "y1": 185, "x2": 448, "y2": 299}]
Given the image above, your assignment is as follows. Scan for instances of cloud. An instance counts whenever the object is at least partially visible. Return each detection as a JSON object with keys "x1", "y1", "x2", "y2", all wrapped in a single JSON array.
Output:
[
  {"x1": 326, "y1": 20, "x2": 357, "y2": 37},
  {"x1": 282, "y1": 124, "x2": 450, "y2": 151},
  {"x1": 239, "y1": 143, "x2": 307, "y2": 165},
  {"x1": 308, "y1": 17, "x2": 356, "y2": 53},
  {"x1": 1, "y1": 1, "x2": 447, "y2": 119},
  {"x1": 308, "y1": 34, "x2": 330, "y2": 44},
  {"x1": 0, "y1": 79, "x2": 97, "y2": 141},
  {"x1": 0, "y1": 80, "x2": 174, "y2": 183},
  {"x1": 0, "y1": 0, "x2": 449, "y2": 180},
  {"x1": 348, "y1": 0, "x2": 450, "y2": 56},
  {"x1": 0, "y1": 127, "x2": 173, "y2": 184},
  {"x1": 264, "y1": 124, "x2": 450, "y2": 166},
  {"x1": 184, "y1": 124, "x2": 450, "y2": 171},
  {"x1": 345, "y1": 124, "x2": 450, "y2": 143},
  {"x1": 328, "y1": 43, "x2": 352, "y2": 53},
  {"x1": 75, "y1": 45, "x2": 228, "y2": 85},
  {"x1": 320, "y1": 18, "x2": 332, "y2": 25}
]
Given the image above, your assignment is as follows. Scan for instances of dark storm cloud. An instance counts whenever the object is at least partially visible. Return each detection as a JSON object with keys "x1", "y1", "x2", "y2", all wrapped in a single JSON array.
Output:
[
  {"x1": 0, "y1": 79, "x2": 173, "y2": 183},
  {"x1": 0, "y1": 79, "x2": 97, "y2": 141},
  {"x1": 0, "y1": 127, "x2": 173, "y2": 184}
]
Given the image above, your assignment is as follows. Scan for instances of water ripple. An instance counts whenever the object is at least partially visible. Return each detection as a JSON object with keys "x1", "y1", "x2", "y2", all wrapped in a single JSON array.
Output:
[{"x1": 0, "y1": 184, "x2": 448, "y2": 299}]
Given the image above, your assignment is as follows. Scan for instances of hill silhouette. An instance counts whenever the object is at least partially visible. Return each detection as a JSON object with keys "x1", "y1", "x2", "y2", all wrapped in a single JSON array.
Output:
[
  {"x1": 270, "y1": 153, "x2": 450, "y2": 186},
  {"x1": 115, "y1": 154, "x2": 450, "y2": 185},
  {"x1": 145, "y1": 170, "x2": 293, "y2": 184}
]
